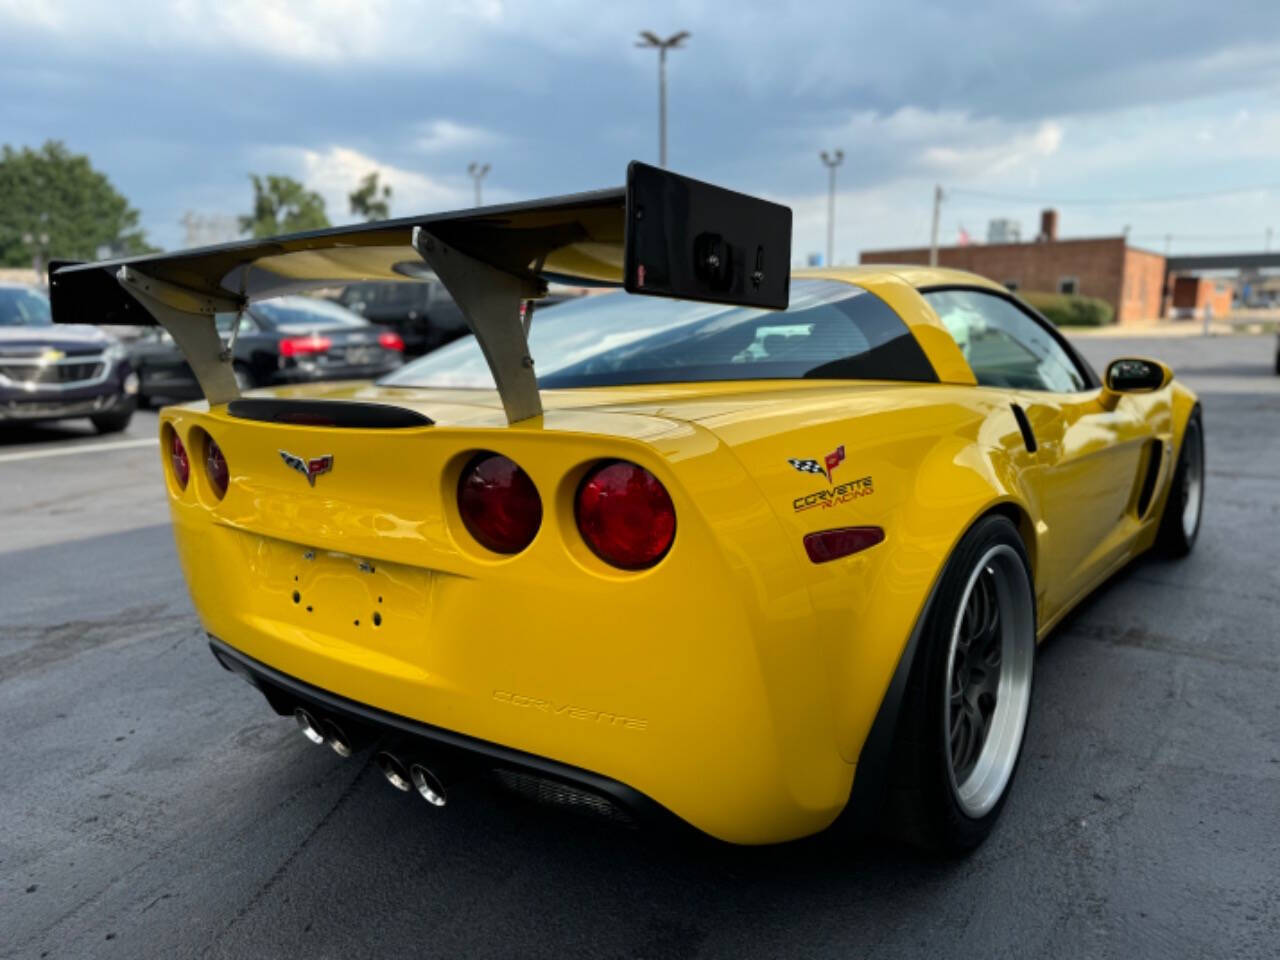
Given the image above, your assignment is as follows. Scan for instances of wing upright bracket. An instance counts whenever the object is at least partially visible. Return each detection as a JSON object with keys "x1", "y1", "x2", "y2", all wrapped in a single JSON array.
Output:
[
  {"x1": 117, "y1": 265, "x2": 243, "y2": 405},
  {"x1": 411, "y1": 227, "x2": 545, "y2": 424}
]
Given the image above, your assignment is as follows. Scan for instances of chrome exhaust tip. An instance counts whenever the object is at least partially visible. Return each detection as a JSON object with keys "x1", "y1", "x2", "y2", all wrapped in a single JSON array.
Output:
[
  {"x1": 409, "y1": 763, "x2": 448, "y2": 807},
  {"x1": 321, "y1": 718, "x2": 354, "y2": 758},
  {"x1": 293, "y1": 707, "x2": 325, "y2": 745},
  {"x1": 375, "y1": 751, "x2": 412, "y2": 792}
]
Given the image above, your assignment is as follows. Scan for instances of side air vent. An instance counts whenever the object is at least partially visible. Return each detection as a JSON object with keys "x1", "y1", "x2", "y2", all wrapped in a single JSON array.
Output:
[
  {"x1": 1134, "y1": 439, "x2": 1164, "y2": 518},
  {"x1": 1010, "y1": 403, "x2": 1037, "y2": 453},
  {"x1": 226, "y1": 399, "x2": 433, "y2": 429}
]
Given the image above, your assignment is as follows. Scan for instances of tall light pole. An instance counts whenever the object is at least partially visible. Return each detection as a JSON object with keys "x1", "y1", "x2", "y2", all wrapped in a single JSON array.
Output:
[
  {"x1": 929, "y1": 185, "x2": 944, "y2": 267},
  {"x1": 636, "y1": 31, "x2": 689, "y2": 168},
  {"x1": 819, "y1": 150, "x2": 844, "y2": 267},
  {"x1": 467, "y1": 162, "x2": 490, "y2": 207}
]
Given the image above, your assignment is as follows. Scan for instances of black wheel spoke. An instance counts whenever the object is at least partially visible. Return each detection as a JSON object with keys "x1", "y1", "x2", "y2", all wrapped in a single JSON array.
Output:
[{"x1": 949, "y1": 568, "x2": 1006, "y2": 783}]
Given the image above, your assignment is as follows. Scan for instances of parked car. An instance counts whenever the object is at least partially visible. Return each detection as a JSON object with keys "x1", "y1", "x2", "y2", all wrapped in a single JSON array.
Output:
[
  {"x1": 131, "y1": 295, "x2": 405, "y2": 405},
  {"x1": 0, "y1": 283, "x2": 136, "y2": 432},
  {"x1": 333, "y1": 279, "x2": 581, "y2": 356},
  {"x1": 332, "y1": 279, "x2": 467, "y2": 356}
]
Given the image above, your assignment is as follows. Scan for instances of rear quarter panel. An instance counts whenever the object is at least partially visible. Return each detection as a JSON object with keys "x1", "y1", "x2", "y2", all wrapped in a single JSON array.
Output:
[{"x1": 691, "y1": 382, "x2": 1038, "y2": 764}]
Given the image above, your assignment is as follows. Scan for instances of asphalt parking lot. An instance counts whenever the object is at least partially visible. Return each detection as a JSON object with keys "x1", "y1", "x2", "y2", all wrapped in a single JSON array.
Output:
[{"x1": 2, "y1": 334, "x2": 1278, "y2": 960}]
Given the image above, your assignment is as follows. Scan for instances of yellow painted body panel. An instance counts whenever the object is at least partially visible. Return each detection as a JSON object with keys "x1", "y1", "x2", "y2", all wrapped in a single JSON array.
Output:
[{"x1": 158, "y1": 267, "x2": 1199, "y2": 843}]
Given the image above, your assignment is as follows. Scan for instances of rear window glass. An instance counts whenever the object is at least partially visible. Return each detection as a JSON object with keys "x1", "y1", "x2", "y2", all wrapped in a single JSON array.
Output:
[
  {"x1": 381, "y1": 278, "x2": 935, "y2": 389},
  {"x1": 247, "y1": 296, "x2": 367, "y2": 332}
]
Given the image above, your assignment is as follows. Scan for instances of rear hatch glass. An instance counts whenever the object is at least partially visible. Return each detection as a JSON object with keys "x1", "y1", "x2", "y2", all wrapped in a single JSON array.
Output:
[{"x1": 380, "y1": 278, "x2": 937, "y2": 389}]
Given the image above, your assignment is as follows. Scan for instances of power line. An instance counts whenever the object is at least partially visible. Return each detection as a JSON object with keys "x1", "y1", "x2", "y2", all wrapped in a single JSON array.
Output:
[{"x1": 946, "y1": 183, "x2": 1280, "y2": 207}]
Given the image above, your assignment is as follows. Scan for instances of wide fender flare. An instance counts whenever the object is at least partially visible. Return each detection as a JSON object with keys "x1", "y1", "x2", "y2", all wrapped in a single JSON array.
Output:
[{"x1": 825, "y1": 430, "x2": 1037, "y2": 767}]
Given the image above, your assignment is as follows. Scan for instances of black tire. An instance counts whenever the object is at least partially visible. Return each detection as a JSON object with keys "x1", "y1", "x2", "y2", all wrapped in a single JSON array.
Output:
[
  {"x1": 233, "y1": 363, "x2": 255, "y2": 390},
  {"x1": 90, "y1": 398, "x2": 135, "y2": 434},
  {"x1": 886, "y1": 514, "x2": 1036, "y2": 855},
  {"x1": 1155, "y1": 408, "x2": 1204, "y2": 557}
]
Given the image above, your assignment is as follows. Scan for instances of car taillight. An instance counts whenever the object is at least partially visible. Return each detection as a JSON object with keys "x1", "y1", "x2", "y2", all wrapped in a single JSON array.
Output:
[
  {"x1": 803, "y1": 526, "x2": 884, "y2": 563},
  {"x1": 575, "y1": 461, "x2": 675, "y2": 570},
  {"x1": 279, "y1": 335, "x2": 332, "y2": 357},
  {"x1": 205, "y1": 437, "x2": 229, "y2": 499},
  {"x1": 169, "y1": 431, "x2": 190, "y2": 489},
  {"x1": 378, "y1": 331, "x2": 404, "y2": 351},
  {"x1": 457, "y1": 453, "x2": 542, "y2": 554}
]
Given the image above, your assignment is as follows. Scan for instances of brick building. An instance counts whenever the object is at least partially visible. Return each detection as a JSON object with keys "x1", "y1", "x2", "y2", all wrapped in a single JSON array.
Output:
[
  {"x1": 860, "y1": 210, "x2": 1167, "y2": 325},
  {"x1": 1169, "y1": 276, "x2": 1233, "y2": 320}
]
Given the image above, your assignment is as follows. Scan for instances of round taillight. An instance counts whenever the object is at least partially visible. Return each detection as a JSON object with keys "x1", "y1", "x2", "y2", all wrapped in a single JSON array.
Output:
[
  {"x1": 169, "y1": 431, "x2": 190, "y2": 489},
  {"x1": 456, "y1": 453, "x2": 542, "y2": 554},
  {"x1": 575, "y1": 461, "x2": 676, "y2": 570},
  {"x1": 205, "y1": 437, "x2": 229, "y2": 499}
]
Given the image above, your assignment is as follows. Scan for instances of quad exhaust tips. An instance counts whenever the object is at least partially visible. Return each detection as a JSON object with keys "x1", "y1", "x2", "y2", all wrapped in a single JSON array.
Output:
[
  {"x1": 293, "y1": 707, "x2": 360, "y2": 758},
  {"x1": 295, "y1": 710, "x2": 448, "y2": 807},
  {"x1": 375, "y1": 750, "x2": 449, "y2": 808}
]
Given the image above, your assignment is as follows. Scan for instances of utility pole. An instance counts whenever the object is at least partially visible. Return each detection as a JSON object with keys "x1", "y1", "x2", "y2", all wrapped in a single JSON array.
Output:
[
  {"x1": 467, "y1": 163, "x2": 490, "y2": 207},
  {"x1": 636, "y1": 31, "x2": 690, "y2": 168},
  {"x1": 929, "y1": 185, "x2": 944, "y2": 267},
  {"x1": 819, "y1": 150, "x2": 844, "y2": 267}
]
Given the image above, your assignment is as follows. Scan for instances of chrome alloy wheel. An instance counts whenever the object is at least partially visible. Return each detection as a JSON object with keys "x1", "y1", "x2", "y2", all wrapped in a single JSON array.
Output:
[
  {"x1": 943, "y1": 544, "x2": 1035, "y2": 819},
  {"x1": 1181, "y1": 418, "x2": 1204, "y2": 541}
]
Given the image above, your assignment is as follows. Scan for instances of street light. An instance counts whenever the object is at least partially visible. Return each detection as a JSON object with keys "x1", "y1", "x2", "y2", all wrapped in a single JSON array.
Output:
[
  {"x1": 467, "y1": 162, "x2": 490, "y2": 207},
  {"x1": 819, "y1": 150, "x2": 844, "y2": 267},
  {"x1": 636, "y1": 31, "x2": 690, "y2": 168}
]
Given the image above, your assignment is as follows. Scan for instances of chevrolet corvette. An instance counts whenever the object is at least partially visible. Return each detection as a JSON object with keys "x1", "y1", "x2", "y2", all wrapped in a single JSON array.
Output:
[{"x1": 49, "y1": 164, "x2": 1202, "y2": 853}]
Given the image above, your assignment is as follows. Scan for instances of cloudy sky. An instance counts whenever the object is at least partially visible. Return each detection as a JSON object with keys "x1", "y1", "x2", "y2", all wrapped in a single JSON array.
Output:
[{"x1": 3, "y1": 0, "x2": 1280, "y2": 262}]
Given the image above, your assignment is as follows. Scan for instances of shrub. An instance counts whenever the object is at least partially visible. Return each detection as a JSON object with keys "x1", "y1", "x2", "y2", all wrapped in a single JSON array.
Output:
[{"x1": 1020, "y1": 291, "x2": 1114, "y2": 327}]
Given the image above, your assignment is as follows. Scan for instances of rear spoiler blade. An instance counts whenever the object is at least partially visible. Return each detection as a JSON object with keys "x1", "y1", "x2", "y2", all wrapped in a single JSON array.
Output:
[{"x1": 49, "y1": 161, "x2": 792, "y2": 422}]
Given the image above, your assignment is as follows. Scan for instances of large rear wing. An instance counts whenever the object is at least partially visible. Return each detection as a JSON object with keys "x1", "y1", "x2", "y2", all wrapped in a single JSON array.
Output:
[{"x1": 49, "y1": 162, "x2": 792, "y2": 423}]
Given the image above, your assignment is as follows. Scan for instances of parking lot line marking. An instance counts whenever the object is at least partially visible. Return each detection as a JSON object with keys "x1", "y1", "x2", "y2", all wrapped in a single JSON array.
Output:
[{"x1": 0, "y1": 437, "x2": 158, "y2": 464}]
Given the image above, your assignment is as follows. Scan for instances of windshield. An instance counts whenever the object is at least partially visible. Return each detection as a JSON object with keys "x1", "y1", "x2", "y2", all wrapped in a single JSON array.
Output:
[
  {"x1": 381, "y1": 278, "x2": 935, "y2": 389},
  {"x1": 246, "y1": 296, "x2": 368, "y2": 333},
  {"x1": 0, "y1": 287, "x2": 53, "y2": 327}
]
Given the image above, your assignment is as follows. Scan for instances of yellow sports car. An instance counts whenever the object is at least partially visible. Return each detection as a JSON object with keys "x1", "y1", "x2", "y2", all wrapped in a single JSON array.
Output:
[{"x1": 50, "y1": 164, "x2": 1202, "y2": 853}]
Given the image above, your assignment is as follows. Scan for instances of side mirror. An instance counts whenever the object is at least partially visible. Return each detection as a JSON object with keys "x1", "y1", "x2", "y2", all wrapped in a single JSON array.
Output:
[{"x1": 1100, "y1": 357, "x2": 1172, "y2": 408}]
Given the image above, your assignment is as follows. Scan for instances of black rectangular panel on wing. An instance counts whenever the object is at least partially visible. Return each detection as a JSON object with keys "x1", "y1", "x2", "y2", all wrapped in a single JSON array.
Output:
[{"x1": 623, "y1": 161, "x2": 791, "y2": 311}]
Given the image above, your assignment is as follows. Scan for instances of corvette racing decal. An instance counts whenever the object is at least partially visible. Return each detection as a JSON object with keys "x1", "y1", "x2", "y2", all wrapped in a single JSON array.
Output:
[
  {"x1": 787, "y1": 444, "x2": 873, "y2": 512},
  {"x1": 793, "y1": 475, "x2": 874, "y2": 513},
  {"x1": 787, "y1": 444, "x2": 846, "y2": 481}
]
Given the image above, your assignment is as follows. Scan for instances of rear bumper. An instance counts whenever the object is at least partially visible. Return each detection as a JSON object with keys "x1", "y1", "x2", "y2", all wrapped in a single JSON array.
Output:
[{"x1": 209, "y1": 635, "x2": 671, "y2": 829}]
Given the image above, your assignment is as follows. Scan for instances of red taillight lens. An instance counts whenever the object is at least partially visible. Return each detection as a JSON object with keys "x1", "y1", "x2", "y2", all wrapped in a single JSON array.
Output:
[
  {"x1": 169, "y1": 431, "x2": 190, "y2": 489},
  {"x1": 457, "y1": 453, "x2": 542, "y2": 554},
  {"x1": 205, "y1": 437, "x2": 229, "y2": 499},
  {"x1": 575, "y1": 461, "x2": 676, "y2": 570},
  {"x1": 803, "y1": 526, "x2": 884, "y2": 564},
  {"x1": 279, "y1": 334, "x2": 332, "y2": 358},
  {"x1": 378, "y1": 331, "x2": 404, "y2": 351}
]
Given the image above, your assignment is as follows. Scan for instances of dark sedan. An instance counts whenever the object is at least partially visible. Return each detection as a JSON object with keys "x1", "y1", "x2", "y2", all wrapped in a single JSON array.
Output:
[
  {"x1": 0, "y1": 283, "x2": 137, "y2": 433},
  {"x1": 131, "y1": 296, "x2": 405, "y2": 405}
]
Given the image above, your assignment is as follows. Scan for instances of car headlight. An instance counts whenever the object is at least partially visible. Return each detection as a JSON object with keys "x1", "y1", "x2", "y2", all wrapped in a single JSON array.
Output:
[{"x1": 104, "y1": 341, "x2": 128, "y2": 363}]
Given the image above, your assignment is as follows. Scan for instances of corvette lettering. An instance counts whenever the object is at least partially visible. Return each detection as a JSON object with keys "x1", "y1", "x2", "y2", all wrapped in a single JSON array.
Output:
[
  {"x1": 492, "y1": 690, "x2": 648, "y2": 731},
  {"x1": 793, "y1": 474, "x2": 874, "y2": 513},
  {"x1": 279, "y1": 450, "x2": 334, "y2": 486}
]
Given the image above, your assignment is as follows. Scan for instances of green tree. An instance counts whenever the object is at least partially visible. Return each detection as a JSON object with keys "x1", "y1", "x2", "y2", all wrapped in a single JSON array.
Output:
[
  {"x1": 238, "y1": 174, "x2": 330, "y2": 238},
  {"x1": 0, "y1": 140, "x2": 155, "y2": 267},
  {"x1": 349, "y1": 171, "x2": 392, "y2": 222}
]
